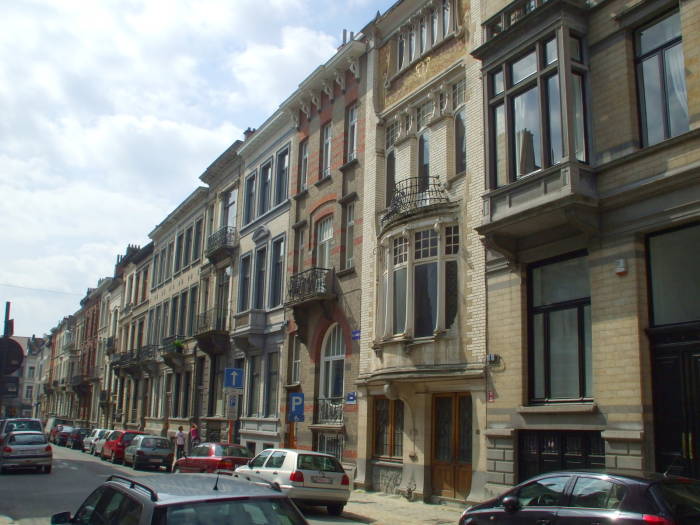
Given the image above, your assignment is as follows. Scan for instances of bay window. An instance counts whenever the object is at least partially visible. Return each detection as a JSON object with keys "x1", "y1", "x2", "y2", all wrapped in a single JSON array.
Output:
[
  {"x1": 488, "y1": 31, "x2": 588, "y2": 188},
  {"x1": 380, "y1": 224, "x2": 459, "y2": 339}
]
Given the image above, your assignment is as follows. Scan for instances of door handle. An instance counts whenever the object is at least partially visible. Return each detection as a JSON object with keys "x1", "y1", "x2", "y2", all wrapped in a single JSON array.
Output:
[{"x1": 273, "y1": 471, "x2": 278, "y2": 475}]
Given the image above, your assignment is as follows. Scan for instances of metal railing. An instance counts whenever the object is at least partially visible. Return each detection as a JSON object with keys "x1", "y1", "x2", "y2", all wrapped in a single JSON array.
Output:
[
  {"x1": 196, "y1": 307, "x2": 229, "y2": 333},
  {"x1": 483, "y1": 0, "x2": 589, "y2": 42},
  {"x1": 317, "y1": 397, "x2": 344, "y2": 424},
  {"x1": 160, "y1": 335, "x2": 185, "y2": 355},
  {"x1": 138, "y1": 344, "x2": 159, "y2": 362},
  {"x1": 206, "y1": 226, "x2": 238, "y2": 257},
  {"x1": 286, "y1": 268, "x2": 334, "y2": 306},
  {"x1": 381, "y1": 176, "x2": 449, "y2": 226}
]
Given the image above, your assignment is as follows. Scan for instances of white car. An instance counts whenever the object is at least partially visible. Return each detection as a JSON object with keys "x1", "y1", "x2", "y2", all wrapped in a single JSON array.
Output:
[
  {"x1": 92, "y1": 429, "x2": 113, "y2": 456},
  {"x1": 83, "y1": 428, "x2": 109, "y2": 454},
  {"x1": 235, "y1": 448, "x2": 350, "y2": 516}
]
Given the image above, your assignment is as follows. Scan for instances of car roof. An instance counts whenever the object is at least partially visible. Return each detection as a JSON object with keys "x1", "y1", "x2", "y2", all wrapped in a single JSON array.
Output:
[
  {"x1": 263, "y1": 448, "x2": 336, "y2": 457},
  {"x1": 528, "y1": 469, "x2": 694, "y2": 484},
  {"x1": 7, "y1": 431, "x2": 44, "y2": 435},
  {"x1": 107, "y1": 474, "x2": 286, "y2": 505}
]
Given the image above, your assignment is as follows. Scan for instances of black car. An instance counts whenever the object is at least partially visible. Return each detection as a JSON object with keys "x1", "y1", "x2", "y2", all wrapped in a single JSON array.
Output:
[
  {"x1": 66, "y1": 428, "x2": 91, "y2": 450},
  {"x1": 459, "y1": 470, "x2": 700, "y2": 525}
]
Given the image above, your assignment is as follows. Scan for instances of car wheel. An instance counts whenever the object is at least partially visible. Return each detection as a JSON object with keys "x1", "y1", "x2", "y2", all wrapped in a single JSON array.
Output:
[
  {"x1": 43, "y1": 465, "x2": 52, "y2": 474},
  {"x1": 327, "y1": 504, "x2": 344, "y2": 516}
]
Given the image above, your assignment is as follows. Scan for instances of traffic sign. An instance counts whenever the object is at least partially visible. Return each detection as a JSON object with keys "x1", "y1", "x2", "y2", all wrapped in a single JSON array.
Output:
[
  {"x1": 289, "y1": 393, "x2": 304, "y2": 422},
  {"x1": 0, "y1": 337, "x2": 23, "y2": 375},
  {"x1": 224, "y1": 367, "x2": 244, "y2": 389},
  {"x1": 228, "y1": 395, "x2": 238, "y2": 408}
]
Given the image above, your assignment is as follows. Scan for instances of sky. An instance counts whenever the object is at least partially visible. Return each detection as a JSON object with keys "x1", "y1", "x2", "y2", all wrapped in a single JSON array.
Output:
[{"x1": 0, "y1": 0, "x2": 397, "y2": 338}]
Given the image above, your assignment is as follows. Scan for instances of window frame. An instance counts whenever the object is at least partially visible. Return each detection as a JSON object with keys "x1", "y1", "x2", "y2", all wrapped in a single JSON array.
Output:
[
  {"x1": 274, "y1": 146, "x2": 289, "y2": 206},
  {"x1": 346, "y1": 104, "x2": 358, "y2": 162},
  {"x1": 373, "y1": 397, "x2": 404, "y2": 460},
  {"x1": 320, "y1": 122, "x2": 332, "y2": 180},
  {"x1": 269, "y1": 235, "x2": 285, "y2": 308},
  {"x1": 258, "y1": 159, "x2": 273, "y2": 217},
  {"x1": 315, "y1": 215, "x2": 334, "y2": 269},
  {"x1": 238, "y1": 253, "x2": 252, "y2": 312},
  {"x1": 243, "y1": 172, "x2": 256, "y2": 225},
  {"x1": 298, "y1": 139, "x2": 309, "y2": 191},
  {"x1": 320, "y1": 324, "x2": 345, "y2": 401},
  {"x1": 253, "y1": 246, "x2": 267, "y2": 310},
  {"x1": 343, "y1": 202, "x2": 355, "y2": 270}
]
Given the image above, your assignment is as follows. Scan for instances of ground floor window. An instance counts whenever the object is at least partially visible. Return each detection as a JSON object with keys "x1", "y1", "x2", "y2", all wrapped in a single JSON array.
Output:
[
  {"x1": 317, "y1": 432, "x2": 344, "y2": 460},
  {"x1": 373, "y1": 397, "x2": 404, "y2": 460},
  {"x1": 518, "y1": 430, "x2": 604, "y2": 482}
]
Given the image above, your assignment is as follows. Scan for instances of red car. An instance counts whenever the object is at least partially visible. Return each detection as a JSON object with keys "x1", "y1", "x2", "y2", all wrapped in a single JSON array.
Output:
[
  {"x1": 100, "y1": 430, "x2": 144, "y2": 463},
  {"x1": 173, "y1": 442, "x2": 253, "y2": 473}
]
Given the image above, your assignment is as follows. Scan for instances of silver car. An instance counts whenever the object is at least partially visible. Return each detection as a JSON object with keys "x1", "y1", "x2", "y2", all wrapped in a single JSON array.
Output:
[
  {"x1": 235, "y1": 448, "x2": 350, "y2": 516},
  {"x1": 92, "y1": 429, "x2": 113, "y2": 456},
  {"x1": 83, "y1": 428, "x2": 109, "y2": 454},
  {"x1": 124, "y1": 435, "x2": 174, "y2": 471},
  {"x1": 0, "y1": 431, "x2": 52, "y2": 474}
]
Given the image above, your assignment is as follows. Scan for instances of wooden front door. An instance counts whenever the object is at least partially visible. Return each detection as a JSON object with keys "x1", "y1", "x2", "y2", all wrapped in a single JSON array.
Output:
[
  {"x1": 652, "y1": 343, "x2": 700, "y2": 478},
  {"x1": 431, "y1": 393, "x2": 472, "y2": 500}
]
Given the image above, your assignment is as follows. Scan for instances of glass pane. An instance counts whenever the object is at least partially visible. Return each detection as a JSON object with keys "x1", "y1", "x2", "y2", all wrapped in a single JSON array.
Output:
[
  {"x1": 547, "y1": 74, "x2": 564, "y2": 165},
  {"x1": 330, "y1": 359, "x2": 344, "y2": 398},
  {"x1": 393, "y1": 267, "x2": 407, "y2": 334},
  {"x1": 414, "y1": 262, "x2": 438, "y2": 337},
  {"x1": 545, "y1": 38, "x2": 558, "y2": 65},
  {"x1": 516, "y1": 476, "x2": 570, "y2": 507},
  {"x1": 532, "y1": 255, "x2": 590, "y2": 306},
  {"x1": 549, "y1": 308, "x2": 580, "y2": 399},
  {"x1": 492, "y1": 70, "x2": 504, "y2": 95},
  {"x1": 445, "y1": 260, "x2": 458, "y2": 329},
  {"x1": 513, "y1": 86, "x2": 542, "y2": 177},
  {"x1": 511, "y1": 51, "x2": 537, "y2": 85},
  {"x1": 572, "y1": 73, "x2": 587, "y2": 162},
  {"x1": 457, "y1": 396, "x2": 472, "y2": 463},
  {"x1": 571, "y1": 478, "x2": 619, "y2": 509},
  {"x1": 494, "y1": 104, "x2": 507, "y2": 187},
  {"x1": 393, "y1": 400, "x2": 404, "y2": 457},
  {"x1": 641, "y1": 56, "x2": 665, "y2": 146},
  {"x1": 435, "y1": 397, "x2": 453, "y2": 461},
  {"x1": 649, "y1": 224, "x2": 700, "y2": 325},
  {"x1": 638, "y1": 11, "x2": 681, "y2": 56},
  {"x1": 583, "y1": 305, "x2": 592, "y2": 397},
  {"x1": 664, "y1": 43, "x2": 689, "y2": 138},
  {"x1": 570, "y1": 36, "x2": 582, "y2": 62},
  {"x1": 455, "y1": 112, "x2": 466, "y2": 174},
  {"x1": 375, "y1": 399, "x2": 389, "y2": 456},
  {"x1": 533, "y1": 313, "x2": 545, "y2": 399}
]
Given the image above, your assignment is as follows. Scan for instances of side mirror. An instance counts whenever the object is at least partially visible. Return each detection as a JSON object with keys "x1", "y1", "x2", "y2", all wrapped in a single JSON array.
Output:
[
  {"x1": 502, "y1": 496, "x2": 520, "y2": 513},
  {"x1": 51, "y1": 512, "x2": 72, "y2": 524}
]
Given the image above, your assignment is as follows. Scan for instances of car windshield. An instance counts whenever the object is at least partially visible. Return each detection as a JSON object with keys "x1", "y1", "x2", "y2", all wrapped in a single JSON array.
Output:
[
  {"x1": 656, "y1": 480, "x2": 700, "y2": 519},
  {"x1": 6, "y1": 421, "x2": 42, "y2": 433},
  {"x1": 217, "y1": 445, "x2": 253, "y2": 458},
  {"x1": 297, "y1": 454, "x2": 344, "y2": 473},
  {"x1": 142, "y1": 438, "x2": 170, "y2": 449},
  {"x1": 78, "y1": 429, "x2": 90, "y2": 436},
  {"x1": 123, "y1": 434, "x2": 138, "y2": 444},
  {"x1": 155, "y1": 498, "x2": 306, "y2": 525},
  {"x1": 9, "y1": 433, "x2": 47, "y2": 445},
  {"x1": 61, "y1": 426, "x2": 74, "y2": 433}
]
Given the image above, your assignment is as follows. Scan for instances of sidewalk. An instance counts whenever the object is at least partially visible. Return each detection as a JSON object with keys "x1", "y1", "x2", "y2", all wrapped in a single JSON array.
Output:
[{"x1": 340, "y1": 490, "x2": 464, "y2": 525}]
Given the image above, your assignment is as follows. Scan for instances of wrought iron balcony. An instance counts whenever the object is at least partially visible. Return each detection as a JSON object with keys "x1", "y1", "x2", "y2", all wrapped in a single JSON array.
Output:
[
  {"x1": 316, "y1": 397, "x2": 343, "y2": 424},
  {"x1": 195, "y1": 307, "x2": 230, "y2": 355},
  {"x1": 160, "y1": 336, "x2": 185, "y2": 369},
  {"x1": 206, "y1": 226, "x2": 238, "y2": 262},
  {"x1": 285, "y1": 268, "x2": 335, "y2": 307},
  {"x1": 138, "y1": 344, "x2": 159, "y2": 363},
  {"x1": 99, "y1": 389, "x2": 109, "y2": 404},
  {"x1": 104, "y1": 336, "x2": 116, "y2": 355},
  {"x1": 380, "y1": 176, "x2": 450, "y2": 227}
]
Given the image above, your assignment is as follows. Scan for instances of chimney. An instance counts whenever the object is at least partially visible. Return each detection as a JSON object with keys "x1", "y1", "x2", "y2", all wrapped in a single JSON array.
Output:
[
  {"x1": 350, "y1": 31, "x2": 354, "y2": 41},
  {"x1": 342, "y1": 29, "x2": 347, "y2": 45},
  {"x1": 244, "y1": 127, "x2": 256, "y2": 140}
]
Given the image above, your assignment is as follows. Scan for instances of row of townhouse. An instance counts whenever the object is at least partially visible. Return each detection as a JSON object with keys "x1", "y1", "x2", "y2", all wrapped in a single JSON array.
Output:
[{"x1": 37, "y1": 0, "x2": 700, "y2": 503}]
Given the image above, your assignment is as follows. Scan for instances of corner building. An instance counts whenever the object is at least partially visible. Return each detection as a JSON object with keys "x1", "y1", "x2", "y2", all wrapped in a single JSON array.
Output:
[
  {"x1": 356, "y1": 0, "x2": 488, "y2": 502},
  {"x1": 471, "y1": 0, "x2": 700, "y2": 496}
]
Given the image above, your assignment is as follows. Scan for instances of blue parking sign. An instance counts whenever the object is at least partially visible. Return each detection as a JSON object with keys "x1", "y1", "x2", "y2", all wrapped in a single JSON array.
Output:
[
  {"x1": 224, "y1": 368, "x2": 244, "y2": 389},
  {"x1": 289, "y1": 393, "x2": 304, "y2": 422}
]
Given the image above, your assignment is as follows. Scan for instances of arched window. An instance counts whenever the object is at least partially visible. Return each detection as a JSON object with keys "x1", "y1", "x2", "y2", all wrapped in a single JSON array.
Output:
[{"x1": 320, "y1": 324, "x2": 345, "y2": 400}]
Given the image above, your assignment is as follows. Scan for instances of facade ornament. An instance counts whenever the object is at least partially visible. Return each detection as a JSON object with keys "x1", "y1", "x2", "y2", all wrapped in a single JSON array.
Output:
[
  {"x1": 299, "y1": 100, "x2": 311, "y2": 119},
  {"x1": 348, "y1": 57, "x2": 360, "y2": 80},
  {"x1": 322, "y1": 80, "x2": 334, "y2": 101},
  {"x1": 335, "y1": 69, "x2": 346, "y2": 91},
  {"x1": 287, "y1": 107, "x2": 300, "y2": 129},
  {"x1": 310, "y1": 91, "x2": 322, "y2": 112}
]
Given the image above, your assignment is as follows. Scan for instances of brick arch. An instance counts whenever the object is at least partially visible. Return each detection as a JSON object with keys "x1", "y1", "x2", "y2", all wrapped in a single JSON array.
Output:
[{"x1": 309, "y1": 305, "x2": 354, "y2": 363}]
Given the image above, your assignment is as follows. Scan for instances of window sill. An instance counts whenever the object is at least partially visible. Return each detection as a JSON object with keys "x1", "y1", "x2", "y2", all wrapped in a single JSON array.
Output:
[
  {"x1": 293, "y1": 188, "x2": 309, "y2": 201},
  {"x1": 518, "y1": 403, "x2": 597, "y2": 415},
  {"x1": 336, "y1": 267, "x2": 356, "y2": 278},
  {"x1": 284, "y1": 382, "x2": 301, "y2": 391},
  {"x1": 339, "y1": 191, "x2": 358, "y2": 205},
  {"x1": 371, "y1": 458, "x2": 403, "y2": 467},
  {"x1": 339, "y1": 157, "x2": 359, "y2": 172},
  {"x1": 314, "y1": 175, "x2": 333, "y2": 188}
]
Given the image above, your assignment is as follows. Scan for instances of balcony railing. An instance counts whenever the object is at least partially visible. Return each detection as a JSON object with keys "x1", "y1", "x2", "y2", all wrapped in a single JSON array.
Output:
[
  {"x1": 104, "y1": 336, "x2": 116, "y2": 355},
  {"x1": 381, "y1": 176, "x2": 450, "y2": 226},
  {"x1": 285, "y1": 268, "x2": 335, "y2": 307},
  {"x1": 138, "y1": 344, "x2": 159, "y2": 362},
  {"x1": 206, "y1": 226, "x2": 238, "y2": 260},
  {"x1": 196, "y1": 307, "x2": 229, "y2": 334},
  {"x1": 483, "y1": 0, "x2": 590, "y2": 42},
  {"x1": 160, "y1": 335, "x2": 185, "y2": 356},
  {"x1": 317, "y1": 397, "x2": 343, "y2": 424}
]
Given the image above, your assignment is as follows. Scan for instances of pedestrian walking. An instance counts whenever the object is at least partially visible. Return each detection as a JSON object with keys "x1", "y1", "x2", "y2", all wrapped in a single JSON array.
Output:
[
  {"x1": 189, "y1": 423, "x2": 200, "y2": 450},
  {"x1": 176, "y1": 426, "x2": 186, "y2": 459}
]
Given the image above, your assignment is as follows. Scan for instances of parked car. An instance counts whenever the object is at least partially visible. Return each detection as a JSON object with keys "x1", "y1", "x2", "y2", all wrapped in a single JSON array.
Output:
[
  {"x1": 50, "y1": 473, "x2": 308, "y2": 524},
  {"x1": 0, "y1": 418, "x2": 43, "y2": 446},
  {"x1": 44, "y1": 417, "x2": 72, "y2": 438},
  {"x1": 66, "y1": 427, "x2": 91, "y2": 450},
  {"x1": 101, "y1": 430, "x2": 144, "y2": 463},
  {"x1": 235, "y1": 448, "x2": 350, "y2": 516},
  {"x1": 458, "y1": 470, "x2": 700, "y2": 525},
  {"x1": 0, "y1": 431, "x2": 52, "y2": 474},
  {"x1": 92, "y1": 429, "x2": 112, "y2": 457},
  {"x1": 174, "y1": 442, "x2": 253, "y2": 474},
  {"x1": 124, "y1": 435, "x2": 174, "y2": 471},
  {"x1": 82, "y1": 428, "x2": 107, "y2": 454},
  {"x1": 53, "y1": 425, "x2": 74, "y2": 446}
]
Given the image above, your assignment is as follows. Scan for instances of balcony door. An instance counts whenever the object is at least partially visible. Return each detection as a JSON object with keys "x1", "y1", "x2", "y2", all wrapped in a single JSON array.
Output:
[
  {"x1": 316, "y1": 217, "x2": 333, "y2": 270},
  {"x1": 431, "y1": 393, "x2": 472, "y2": 501},
  {"x1": 318, "y1": 324, "x2": 345, "y2": 424}
]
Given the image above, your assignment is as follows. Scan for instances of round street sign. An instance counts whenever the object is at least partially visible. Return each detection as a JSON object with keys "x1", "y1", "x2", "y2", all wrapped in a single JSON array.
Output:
[{"x1": 0, "y1": 337, "x2": 24, "y2": 375}]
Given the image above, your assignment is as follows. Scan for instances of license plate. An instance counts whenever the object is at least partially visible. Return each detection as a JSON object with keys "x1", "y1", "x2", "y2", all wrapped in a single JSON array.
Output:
[{"x1": 311, "y1": 476, "x2": 332, "y2": 484}]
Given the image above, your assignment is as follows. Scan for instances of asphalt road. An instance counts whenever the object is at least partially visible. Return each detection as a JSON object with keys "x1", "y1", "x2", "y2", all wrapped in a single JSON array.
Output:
[{"x1": 0, "y1": 445, "x2": 368, "y2": 524}]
